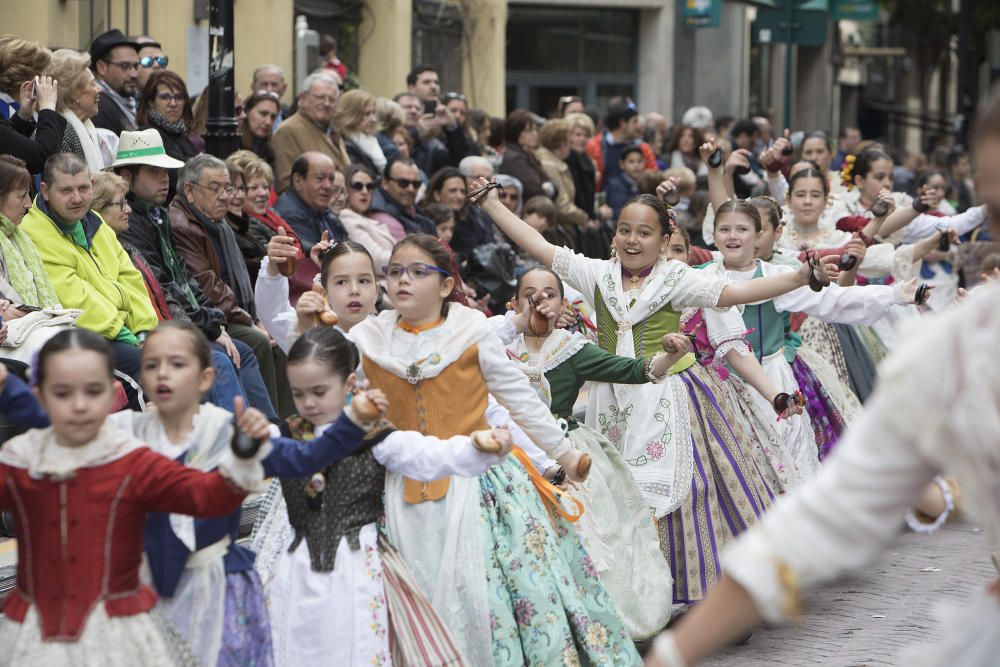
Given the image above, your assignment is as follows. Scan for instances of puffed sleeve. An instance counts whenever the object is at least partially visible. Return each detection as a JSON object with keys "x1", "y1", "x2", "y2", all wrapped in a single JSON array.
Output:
[
  {"x1": 373, "y1": 430, "x2": 504, "y2": 480},
  {"x1": 254, "y1": 257, "x2": 297, "y2": 354},
  {"x1": 664, "y1": 263, "x2": 730, "y2": 309},
  {"x1": 551, "y1": 245, "x2": 607, "y2": 298},
  {"x1": 263, "y1": 411, "x2": 367, "y2": 478}
]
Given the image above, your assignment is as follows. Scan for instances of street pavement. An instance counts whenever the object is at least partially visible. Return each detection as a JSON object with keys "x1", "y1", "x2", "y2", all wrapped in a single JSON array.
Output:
[{"x1": 700, "y1": 520, "x2": 994, "y2": 667}]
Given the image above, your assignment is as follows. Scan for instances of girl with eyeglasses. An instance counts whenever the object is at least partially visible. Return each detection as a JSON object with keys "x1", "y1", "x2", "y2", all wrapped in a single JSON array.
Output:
[{"x1": 349, "y1": 232, "x2": 640, "y2": 665}]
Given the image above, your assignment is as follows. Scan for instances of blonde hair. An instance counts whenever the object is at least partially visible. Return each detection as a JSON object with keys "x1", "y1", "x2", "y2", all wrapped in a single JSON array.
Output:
[
  {"x1": 539, "y1": 118, "x2": 570, "y2": 151},
  {"x1": 91, "y1": 171, "x2": 128, "y2": 213},
  {"x1": 0, "y1": 35, "x2": 51, "y2": 98},
  {"x1": 564, "y1": 112, "x2": 595, "y2": 137},
  {"x1": 226, "y1": 151, "x2": 274, "y2": 187},
  {"x1": 663, "y1": 166, "x2": 697, "y2": 193},
  {"x1": 375, "y1": 97, "x2": 405, "y2": 134},
  {"x1": 331, "y1": 88, "x2": 375, "y2": 136},
  {"x1": 45, "y1": 49, "x2": 93, "y2": 113}
]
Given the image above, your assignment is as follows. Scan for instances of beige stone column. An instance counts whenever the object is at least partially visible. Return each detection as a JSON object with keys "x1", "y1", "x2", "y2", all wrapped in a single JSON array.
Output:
[
  {"x1": 459, "y1": 0, "x2": 508, "y2": 116},
  {"x1": 359, "y1": 0, "x2": 414, "y2": 99}
]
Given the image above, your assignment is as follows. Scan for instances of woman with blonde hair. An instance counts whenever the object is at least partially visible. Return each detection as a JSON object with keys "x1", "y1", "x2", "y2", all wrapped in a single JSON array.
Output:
[
  {"x1": 331, "y1": 88, "x2": 386, "y2": 176},
  {"x1": 44, "y1": 49, "x2": 117, "y2": 170},
  {"x1": 0, "y1": 36, "x2": 66, "y2": 174}
]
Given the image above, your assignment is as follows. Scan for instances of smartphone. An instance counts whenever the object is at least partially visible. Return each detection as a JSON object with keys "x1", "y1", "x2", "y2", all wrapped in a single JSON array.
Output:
[
  {"x1": 423, "y1": 99, "x2": 438, "y2": 116},
  {"x1": 31, "y1": 81, "x2": 37, "y2": 99}
]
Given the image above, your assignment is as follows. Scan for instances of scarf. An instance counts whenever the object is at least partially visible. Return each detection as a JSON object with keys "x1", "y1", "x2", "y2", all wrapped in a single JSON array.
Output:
[
  {"x1": 348, "y1": 132, "x2": 387, "y2": 174},
  {"x1": 149, "y1": 108, "x2": 189, "y2": 136},
  {"x1": 96, "y1": 79, "x2": 136, "y2": 128},
  {"x1": 179, "y1": 194, "x2": 256, "y2": 318},
  {"x1": 60, "y1": 111, "x2": 105, "y2": 171},
  {"x1": 0, "y1": 212, "x2": 61, "y2": 308}
]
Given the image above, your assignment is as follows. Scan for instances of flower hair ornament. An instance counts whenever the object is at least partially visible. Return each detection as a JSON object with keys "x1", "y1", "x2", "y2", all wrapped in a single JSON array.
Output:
[{"x1": 839, "y1": 154, "x2": 856, "y2": 190}]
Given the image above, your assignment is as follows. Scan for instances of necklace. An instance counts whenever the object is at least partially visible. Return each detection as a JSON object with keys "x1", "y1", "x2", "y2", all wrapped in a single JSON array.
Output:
[{"x1": 621, "y1": 264, "x2": 654, "y2": 290}]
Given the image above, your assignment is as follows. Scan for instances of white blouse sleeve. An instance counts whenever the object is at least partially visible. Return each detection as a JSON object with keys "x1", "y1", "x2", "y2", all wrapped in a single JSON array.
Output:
[
  {"x1": 666, "y1": 263, "x2": 729, "y2": 310},
  {"x1": 701, "y1": 307, "x2": 752, "y2": 362},
  {"x1": 254, "y1": 258, "x2": 297, "y2": 354},
  {"x1": 856, "y1": 242, "x2": 896, "y2": 279},
  {"x1": 551, "y1": 246, "x2": 607, "y2": 300},
  {"x1": 486, "y1": 396, "x2": 555, "y2": 473},
  {"x1": 766, "y1": 171, "x2": 788, "y2": 203},
  {"x1": 373, "y1": 430, "x2": 504, "y2": 480},
  {"x1": 773, "y1": 282, "x2": 903, "y2": 325},
  {"x1": 900, "y1": 205, "x2": 987, "y2": 245},
  {"x1": 488, "y1": 312, "x2": 519, "y2": 346},
  {"x1": 476, "y1": 328, "x2": 569, "y2": 459}
]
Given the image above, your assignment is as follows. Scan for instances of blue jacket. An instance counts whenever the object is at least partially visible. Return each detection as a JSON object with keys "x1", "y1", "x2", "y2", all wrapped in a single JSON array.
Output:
[
  {"x1": 0, "y1": 373, "x2": 48, "y2": 428},
  {"x1": 273, "y1": 188, "x2": 348, "y2": 254},
  {"x1": 605, "y1": 172, "x2": 639, "y2": 221}
]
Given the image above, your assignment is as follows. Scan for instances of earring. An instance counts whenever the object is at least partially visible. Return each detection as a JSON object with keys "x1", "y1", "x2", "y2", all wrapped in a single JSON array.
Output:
[
  {"x1": 505, "y1": 299, "x2": 516, "y2": 311},
  {"x1": 609, "y1": 244, "x2": 617, "y2": 258}
]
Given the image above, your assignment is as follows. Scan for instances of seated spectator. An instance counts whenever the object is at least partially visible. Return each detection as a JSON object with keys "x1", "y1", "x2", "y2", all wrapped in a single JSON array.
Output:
[
  {"x1": 231, "y1": 154, "x2": 313, "y2": 303},
  {"x1": 373, "y1": 97, "x2": 404, "y2": 164},
  {"x1": 111, "y1": 131, "x2": 278, "y2": 418},
  {"x1": 250, "y1": 64, "x2": 291, "y2": 130},
  {"x1": 21, "y1": 153, "x2": 156, "y2": 407},
  {"x1": 138, "y1": 70, "x2": 200, "y2": 200},
  {"x1": 92, "y1": 168, "x2": 276, "y2": 419},
  {"x1": 0, "y1": 37, "x2": 67, "y2": 175},
  {"x1": 272, "y1": 72, "x2": 346, "y2": 192},
  {"x1": 606, "y1": 145, "x2": 644, "y2": 220},
  {"x1": 89, "y1": 29, "x2": 140, "y2": 135},
  {"x1": 667, "y1": 125, "x2": 708, "y2": 180},
  {"x1": 169, "y1": 153, "x2": 292, "y2": 416},
  {"x1": 458, "y1": 155, "x2": 494, "y2": 191},
  {"x1": 536, "y1": 118, "x2": 589, "y2": 232},
  {"x1": 0, "y1": 154, "x2": 73, "y2": 363},
  {"x1": 494, "y1": 174, "x2": 524, "y2": 215},
  {"x1": 239, "y1": 91, "x2": 280, "y2": 166},
  {"x1": 222, "y1": 159, "x2": 266, "y2": 283},
  {"x1": 424, "y1": 166, "x2": 493, "y2": 257},
  {"x1": 339, "y1": 164, "x2": 395, "y2": 272},
  {"x1": 405, "y1": 66, "x2": 474, "y2": 167},
  {"x1": 369, "y1": 155, "x2": 436, "y2": 239},
  {"x1": 273, "y1": 151, "x2": 348, "y2": 253},
  {"x1": 328, "y1": 168, "x2": 348, "y2": 217},
  {"x1": 45, "y1": 49, "x2": 117, "y2": 170},
  {"x1": 523, "y1": 194, "x2": 574, "y2": 249},
  {"x1": 134, "y1": 36, "x2": 168, "y2": 90},
  {"x1": 586, "y1": 99, "x2": 657, "y2": 191},
  {"x1": 499, "y1": 109, "x2": 555, "y2": 201},
  {"x1": 334, "y1": 89, "x2": 387, "y2": 177},
  {"x1": 423, "y1": 202, "x2": 455, "y2": 244}
]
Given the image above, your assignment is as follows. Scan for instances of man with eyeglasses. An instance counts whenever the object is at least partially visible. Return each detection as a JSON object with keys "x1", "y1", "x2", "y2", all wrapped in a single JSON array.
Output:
[
  {"x1": 272, "y1": 71, "x2": 346, "y2": 192},
  {"x1": 169, "y1": 154, "x2": 294, "y2": 417},
  {"x1": 273, "y1": 151, "x2": 348, "y2": 253},
  {"x1": 134, "y1": 36, "x2": 169, "y2": 91},
  {"x1": 89, "y1": 29, "x2": 140, "y2": 135},
  {"x1": 369, "y1": 155, "x2": 436, "y2": 240}
]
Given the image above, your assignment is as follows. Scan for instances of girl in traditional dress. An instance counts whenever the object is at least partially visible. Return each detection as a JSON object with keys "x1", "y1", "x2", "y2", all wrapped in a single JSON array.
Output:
[
  {"x1": 108, "y1": 320, "x2": 384, "y2": 667},
  {"x1": 697, "y1": 199, "x2": 922, "y2": 469},
  {"x1": 498, "y1": 265, "x2": 690, "y2": 638},
  {"x1": 263, "y1": 326, "x2": 512, "y2": 666},
  {"x1": 641, "y1": 88, "x2": 1000, "y2": 667},
  {"x1": 473, "y1": 177, "x2": 836, "y2": 605},
  {"x1": 351, "y1": 233, "x2": 639, "y2": 665},
  {"x1": 0, "y1": 329, "x2": 266, "y2": 666}
]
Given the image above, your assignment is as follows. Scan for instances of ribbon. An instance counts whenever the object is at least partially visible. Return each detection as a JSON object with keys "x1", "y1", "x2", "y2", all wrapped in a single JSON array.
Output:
[{"x1": 510, "y1": 447, "x2": 584, "y2": 528}]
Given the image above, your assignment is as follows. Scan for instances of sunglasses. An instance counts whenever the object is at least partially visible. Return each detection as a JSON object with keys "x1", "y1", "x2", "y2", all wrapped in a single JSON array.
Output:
[
  {"x1": 442, "y1": 92, "x2": 466, "y2": 103},
  {"x1": 387, "y1": 177, "x2": 421, "y2": 190},
  {"x1": 140, "y1": 55, "x2": 169, "y2": 69},
  {"x1": 350, "y1": 181, "x2": 376, "y2": 192}
]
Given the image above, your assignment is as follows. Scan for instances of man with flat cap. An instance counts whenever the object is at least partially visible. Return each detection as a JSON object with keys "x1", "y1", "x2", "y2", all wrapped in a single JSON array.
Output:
[{"x1": 90, "y1": 29, "x2": 140, "y2": 135}]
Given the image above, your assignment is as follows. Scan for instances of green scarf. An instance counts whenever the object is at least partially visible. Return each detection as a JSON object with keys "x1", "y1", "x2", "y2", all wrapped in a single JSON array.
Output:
[{"x1": 0, "y1": 213, "x2": 61, "y2": 308}]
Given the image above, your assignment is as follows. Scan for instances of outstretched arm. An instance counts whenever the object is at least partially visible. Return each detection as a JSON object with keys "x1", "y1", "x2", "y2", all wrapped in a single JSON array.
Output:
[
  {"x1": 476, "y1": 178, "x2": 559, "y2": 267},
  {"x1": 716, "y1": 257, "x2": 838, "y2": 308}
]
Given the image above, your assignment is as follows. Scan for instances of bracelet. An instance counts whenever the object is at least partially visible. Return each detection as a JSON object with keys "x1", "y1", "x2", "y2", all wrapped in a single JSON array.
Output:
[{"x1": 652, "y1": 633, "x2": 688, "y2": 667}]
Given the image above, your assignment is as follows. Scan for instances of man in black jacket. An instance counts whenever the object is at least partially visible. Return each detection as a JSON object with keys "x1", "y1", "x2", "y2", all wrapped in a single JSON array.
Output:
[
  {"x1": 111, "y1": 130, "x2": 278, "y2": 420},
  {"x1": 89, "y1": 29, "x2": 140, "y2": 135},
  {"x1": 369, "y1": 156, "x2": 436, "y2": 238}
]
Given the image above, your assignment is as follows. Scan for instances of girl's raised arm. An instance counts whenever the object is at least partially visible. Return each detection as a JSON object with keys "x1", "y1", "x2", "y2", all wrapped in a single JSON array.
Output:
[{"x1": 474, "y1": 177, "x2": 559, "y2": 267}]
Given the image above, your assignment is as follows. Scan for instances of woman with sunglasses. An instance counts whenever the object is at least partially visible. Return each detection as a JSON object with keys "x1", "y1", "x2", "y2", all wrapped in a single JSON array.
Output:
[
  {"x1": 338, "y1": 164, "x2": 395, "y2": 273},
  {"x1": 137, "y1": 70, "x2": 201, "y2": 201},
  {"x1": 239, "y1": 91, "x2": 281, "y2": 167}
]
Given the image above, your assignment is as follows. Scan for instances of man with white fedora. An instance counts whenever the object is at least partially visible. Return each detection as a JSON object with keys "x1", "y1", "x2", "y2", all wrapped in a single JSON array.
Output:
[{"x1": 112, "y1": 128, "x2": 279, "y2": 421}]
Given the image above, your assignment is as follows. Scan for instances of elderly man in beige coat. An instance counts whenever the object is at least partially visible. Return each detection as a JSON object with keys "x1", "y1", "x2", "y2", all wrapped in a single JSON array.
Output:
[{"x1": 271, "y1": 71, "x2": 347, "y2": 192}]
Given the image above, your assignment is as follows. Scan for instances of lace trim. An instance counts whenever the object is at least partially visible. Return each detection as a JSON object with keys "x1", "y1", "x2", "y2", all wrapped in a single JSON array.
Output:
[
  {"x1": 904, "y1": 476, "x2": 955, "y2": 534},
  {"x1": 538, "y1": 334, "x2": 589, "y2": 373},
  {"x1": 662, "y1": 374, "x2": 694, "y2": 515},
  {"x1": 551, "y1": 245, "x2": 573, "y2": 280},
  {"x1": 713, "y1": 338, "x2": 752, "y2": 365}
]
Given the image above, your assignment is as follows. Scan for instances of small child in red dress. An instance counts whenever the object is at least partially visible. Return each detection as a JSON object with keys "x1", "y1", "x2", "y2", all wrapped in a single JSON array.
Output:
[{"x1": 0, "y1": 329, "x2": 267, "y2": 666}]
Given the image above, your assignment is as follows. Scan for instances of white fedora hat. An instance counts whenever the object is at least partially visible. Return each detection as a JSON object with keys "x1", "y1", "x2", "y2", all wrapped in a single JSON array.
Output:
[{"x1": 110, "y1": 129, "x2": 186, "y2": 169}]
